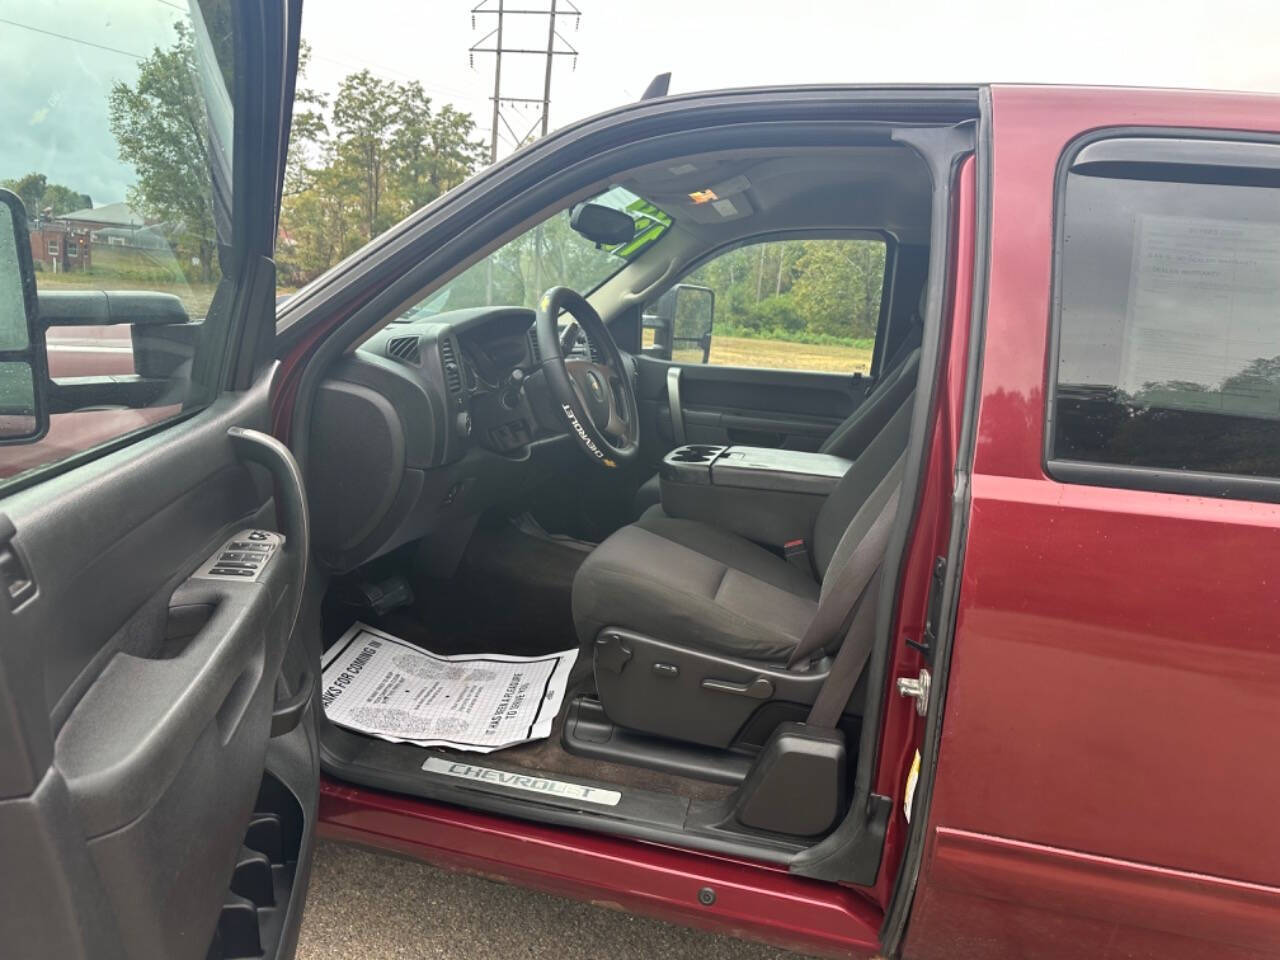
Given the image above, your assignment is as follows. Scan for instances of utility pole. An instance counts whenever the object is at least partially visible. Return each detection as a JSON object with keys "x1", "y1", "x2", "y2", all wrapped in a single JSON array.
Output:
[
  {"x1": 487, "y1": 1, "x2": 504, "y2": 164},
  {"x1": 540, "y1": 0, "x2": 557, "y2": 137},
  {"x1": 469, "y1": 0, "x2": 580, "y2": 162},
  {"x1": 470, "y1": 1, "x2": 580, "y2": 302}
]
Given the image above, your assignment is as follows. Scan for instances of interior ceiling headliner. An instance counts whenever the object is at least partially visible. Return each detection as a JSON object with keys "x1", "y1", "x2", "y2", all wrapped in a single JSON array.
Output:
[
  {"x1": 589, "y1": 143, "x2": 933, "y2": 314},
  {"x1": 618, "y1": 144, "x2": 933, "y2": 246}
]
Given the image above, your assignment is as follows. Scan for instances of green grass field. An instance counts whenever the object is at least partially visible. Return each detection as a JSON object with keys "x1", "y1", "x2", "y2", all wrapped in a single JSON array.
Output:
[
  {"x1": 674, "y1": 334, "x2": 873, "y2": 374},
  {"x1": 36, "y1": 245, "x2": 218, "y2": 317}
]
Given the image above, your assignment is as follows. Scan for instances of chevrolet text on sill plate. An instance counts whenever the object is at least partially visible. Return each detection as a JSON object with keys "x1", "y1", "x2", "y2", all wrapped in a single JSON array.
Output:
[{"x1": 422, "y1": 758, "x2": 622, "y2": 806}]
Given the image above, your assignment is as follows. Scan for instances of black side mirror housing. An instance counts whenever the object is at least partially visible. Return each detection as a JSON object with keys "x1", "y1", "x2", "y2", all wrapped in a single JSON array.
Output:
[
  {"x1": 641, "y1": 283, "x2": 716, "y2": 363},
  {"x1": 0, "y1": 189, "x2": 48, "y2": 445},
  {"x1": 570, "y1": 202, "x2": 635, "y2": 247}
]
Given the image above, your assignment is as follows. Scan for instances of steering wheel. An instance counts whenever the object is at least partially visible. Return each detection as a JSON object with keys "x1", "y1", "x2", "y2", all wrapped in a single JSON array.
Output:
[{"x1": 535, "y1": 286, "x2": 639, "y2": 469}]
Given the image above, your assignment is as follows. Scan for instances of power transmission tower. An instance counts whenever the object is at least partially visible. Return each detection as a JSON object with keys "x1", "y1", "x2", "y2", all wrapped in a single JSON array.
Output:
[
  {"x1": 470, "y1": 0, "x2": 581, "y2": 164},
  {"x1": 470, "y1": 1, "x2": 581, "y2": 303}
]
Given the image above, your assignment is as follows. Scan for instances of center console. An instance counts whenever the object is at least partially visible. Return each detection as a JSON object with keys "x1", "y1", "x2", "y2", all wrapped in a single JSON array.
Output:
[{"x1": 658, "y1": 444, "x2": 852, "y2": 548}]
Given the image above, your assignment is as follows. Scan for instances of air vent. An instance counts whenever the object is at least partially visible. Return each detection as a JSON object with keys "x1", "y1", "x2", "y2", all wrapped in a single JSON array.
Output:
[
  {"x1": 526, "y1": 327, "x2": 541, "y2": 364},
  {"x1": 585, "y1": 333, "x2": 604, "y2": 364},
  {"x1": 386, "y1": 335, "x2": 420, "y2": 364},
  {"x1": 439, "y1": 336, "x2": 463, "y2": 393}
]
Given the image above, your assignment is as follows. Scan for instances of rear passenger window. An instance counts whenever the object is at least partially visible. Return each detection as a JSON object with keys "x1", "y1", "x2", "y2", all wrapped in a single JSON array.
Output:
[{"x1": 1049, "y1": 137, "x2": 1280, "y2": 496}]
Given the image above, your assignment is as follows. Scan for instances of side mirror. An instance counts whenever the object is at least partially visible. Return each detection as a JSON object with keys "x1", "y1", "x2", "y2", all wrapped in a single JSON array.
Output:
[
  {"x1": 570, "y1": 202, "x2": 635, "y2": 247},
  {"x1": 673, "y1": 284, "x2": 715, "y2": 363},
  {"x1": 642, "y1": 283, "x2": 715, "y2": 363},
  {"x1": 0, "y1": 189, "x2": 47, "y2": 444}
]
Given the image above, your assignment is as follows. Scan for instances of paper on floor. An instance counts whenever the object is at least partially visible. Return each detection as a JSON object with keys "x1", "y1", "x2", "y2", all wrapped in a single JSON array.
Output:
[{"x1": 320, "y1": 622, "x2": 578, "y2": 753}]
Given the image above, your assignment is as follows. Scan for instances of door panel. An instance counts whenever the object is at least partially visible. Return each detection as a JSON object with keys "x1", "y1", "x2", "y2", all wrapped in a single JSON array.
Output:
[
  {"x1": 0, "y1": 370, "x2": 316, "y2": 960},
  {"x1": 0, "y1": 0, "x2": 310, "y2": 955},
  {"x1": 635, "y1": 354, "x2": 868, "y2": 457}
]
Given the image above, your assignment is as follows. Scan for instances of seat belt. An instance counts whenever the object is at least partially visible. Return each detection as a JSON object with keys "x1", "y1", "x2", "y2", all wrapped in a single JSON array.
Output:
[
  {"x1": 786, "y1": 460, "x2": 904, "y2": 728},
  {"x1": 806, "y1": 568, "x2": 885, "y2": 728}
]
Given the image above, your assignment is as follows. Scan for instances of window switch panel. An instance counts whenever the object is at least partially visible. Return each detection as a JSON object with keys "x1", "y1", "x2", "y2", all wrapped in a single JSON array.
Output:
[{"x1": 195, "y1": 529, "x2": 283, "y2": 583}]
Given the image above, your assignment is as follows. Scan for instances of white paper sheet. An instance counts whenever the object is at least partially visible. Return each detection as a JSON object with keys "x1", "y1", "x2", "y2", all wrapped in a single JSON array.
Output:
[
  {"x1": 320, "y1": 622, "x2": 578, "y2": 753},
  {"x1": 1122, "y1": 213, "x2": 1280, "y2": 418}
]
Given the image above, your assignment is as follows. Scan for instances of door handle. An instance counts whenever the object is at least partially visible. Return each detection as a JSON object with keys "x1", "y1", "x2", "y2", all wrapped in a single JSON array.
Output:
[
  {"x1": 701, "y1": 676, "x2": 774, "y2": 699},
  {"x1": 271, "y1": 664, "x2": 314, "y2": 737},
  {"x1": 228, "y1": 426, "x2": 309, "y2": 627},
  {"x1": 667, "y1": 366, "x2": 685, "y2": 445}
]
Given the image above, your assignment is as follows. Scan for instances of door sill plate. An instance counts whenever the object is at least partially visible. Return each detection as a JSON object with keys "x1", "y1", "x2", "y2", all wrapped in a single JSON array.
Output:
[{"x1": 422, "y1": 757, "x2": 621, "y2": 807}]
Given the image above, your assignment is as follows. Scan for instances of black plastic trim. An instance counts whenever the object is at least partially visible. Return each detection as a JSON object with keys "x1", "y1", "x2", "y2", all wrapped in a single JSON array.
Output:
[
  {"x1": 788, "y1": 120, "x2": 977, "y2": 886},
  {"x1": 0, "y1": 188, "x2": 48, "y2": 446},
  {"x1": 880, "y1": 89, "x2": 994, "y2": 956}
]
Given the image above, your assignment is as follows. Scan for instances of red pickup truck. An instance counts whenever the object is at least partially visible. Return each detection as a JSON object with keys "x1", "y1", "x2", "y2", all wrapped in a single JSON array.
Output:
[{"x1": 1, "y1": 5, "x2": 1278, "y2": 959}]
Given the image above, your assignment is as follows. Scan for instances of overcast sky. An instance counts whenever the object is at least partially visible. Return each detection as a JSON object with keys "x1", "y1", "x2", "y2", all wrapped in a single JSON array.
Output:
[
  {"x1": 3, "y1": 0, "x2": 1279, "y2": 206},
  {"x1": 300, "y1": 0, "x2": 1280, "y2": 158}
]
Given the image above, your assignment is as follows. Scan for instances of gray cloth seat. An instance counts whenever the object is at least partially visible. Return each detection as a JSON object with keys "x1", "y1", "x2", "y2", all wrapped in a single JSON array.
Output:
[
  {"x1": 572, "y1": 506, "x2": 821, "y2": 662},
  {"x1": 633, "y1": 333, "x2": 922, "y2": 517},
  {"x1": 574, "y1": 393, "x2": 915, "y2": 669}
]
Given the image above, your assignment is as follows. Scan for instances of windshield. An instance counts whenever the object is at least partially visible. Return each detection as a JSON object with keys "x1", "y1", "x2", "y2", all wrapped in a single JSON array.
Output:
[{"x1": 397, "y1": 186, "x2": 671, "y2": 320}]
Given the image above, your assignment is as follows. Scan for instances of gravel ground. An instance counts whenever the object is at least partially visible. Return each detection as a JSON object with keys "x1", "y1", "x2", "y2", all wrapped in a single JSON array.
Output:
[{"x1": 297, "y1": 839, "x2": 823, "y2": 960}]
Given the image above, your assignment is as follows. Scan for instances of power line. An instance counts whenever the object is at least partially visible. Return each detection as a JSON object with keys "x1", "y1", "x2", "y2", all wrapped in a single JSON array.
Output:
[
  {"x1": 0, "y1": 16, "x2": 146, "y2": 59},
  {"x1": 469, "y1": 0, "x2": 581, "y2": 163},
  {"x1": 310, "y1": 52, "x2": 483, "y2": 107},
  {"x1": 469, "y1": 1, "x2": 582, "y2": 304}
]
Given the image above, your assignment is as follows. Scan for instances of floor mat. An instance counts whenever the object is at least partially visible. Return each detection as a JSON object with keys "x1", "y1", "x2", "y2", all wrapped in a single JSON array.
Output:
[{"x1": 428, "y1": 677, "x2": 735, "y2": 805}]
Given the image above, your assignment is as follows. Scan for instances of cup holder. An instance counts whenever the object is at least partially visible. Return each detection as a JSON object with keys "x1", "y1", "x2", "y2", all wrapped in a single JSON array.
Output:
[{"x1": 668, "y1": 444, "x2": 724, "y2": 464}]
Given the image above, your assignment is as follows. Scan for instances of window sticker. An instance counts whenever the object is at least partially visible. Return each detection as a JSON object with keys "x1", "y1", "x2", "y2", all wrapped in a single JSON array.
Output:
[{"x1": 1121, "y1": 214, "x2": 1280, "y2": 420}]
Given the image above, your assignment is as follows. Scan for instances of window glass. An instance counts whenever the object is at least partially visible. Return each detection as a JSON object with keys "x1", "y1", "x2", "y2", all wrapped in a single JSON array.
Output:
[
  {"x1": 1052, "y1": 165, "x2": 1280, "y2": 481},
  {"x1": 644, "y1": 238, "x2": 886, "y2": 372},
  {"x1": 0, "y1": 203, "x2": 28, "y2": 352},
  {"x1": 393, "y1": 186, "x2": 672, "y2": 321},
  {"x1": 0, "y1": 0, "x2": 236, "y2": 486}
]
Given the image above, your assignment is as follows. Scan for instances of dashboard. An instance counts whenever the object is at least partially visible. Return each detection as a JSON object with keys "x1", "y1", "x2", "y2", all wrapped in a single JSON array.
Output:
[{"x1": 304, "y1": 306, "x2": 621, "y2": 573}]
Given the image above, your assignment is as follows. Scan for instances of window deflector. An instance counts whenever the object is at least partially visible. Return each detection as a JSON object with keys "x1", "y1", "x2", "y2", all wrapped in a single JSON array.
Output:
[{"x1": 1071, "y1": 137, "x2": 1280, "y2": 184}]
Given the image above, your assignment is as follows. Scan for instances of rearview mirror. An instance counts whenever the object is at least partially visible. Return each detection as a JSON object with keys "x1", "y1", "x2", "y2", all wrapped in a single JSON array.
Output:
[
  {"x1": 570, "y1": 202, "x2": 635, "y2": 246},
  {"x1": 0, "y1": 189, "x2": 47, "y2": 445}
]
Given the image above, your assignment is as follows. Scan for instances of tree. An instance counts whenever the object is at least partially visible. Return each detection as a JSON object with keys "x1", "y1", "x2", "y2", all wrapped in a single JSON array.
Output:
[
  {"x1": 283, "y1": 42, "x2": 329, "y2": 196},
  {"x1": 2, "y1": 173, "x2": 91, "y2": 218},
  {"x1": 388, "y1": 89, "x2": 486, "y2": 217},
  {"x1": 330, "y1": 70, "x2": 399, "y2": 238},
  {"x1": 276, "y1": 62, "x2": 487, "y2": 285},
  {"x1": 108, "y1": 22, "x2": 218, "y2": 281},
  {"x1": 789, "y1": 239, "x2": 885, "y2": 338}
]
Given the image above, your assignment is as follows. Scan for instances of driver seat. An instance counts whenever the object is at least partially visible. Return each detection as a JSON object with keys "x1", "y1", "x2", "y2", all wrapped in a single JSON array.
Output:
[{"x1": 571, "y1": 395, "x2": 912, "y2": 748}]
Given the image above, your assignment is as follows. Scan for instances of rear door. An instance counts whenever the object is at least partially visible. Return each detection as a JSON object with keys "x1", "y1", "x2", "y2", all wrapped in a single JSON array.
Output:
[
  {"x1": 907, "y1": 87, "x2": 1280, "y2": 959},
  {"x1": 0, "y1": 3, "x2": 315, "y2": 959},
  {"x1": 632, "y1": 234, "x2": 928, "y2": 458}
]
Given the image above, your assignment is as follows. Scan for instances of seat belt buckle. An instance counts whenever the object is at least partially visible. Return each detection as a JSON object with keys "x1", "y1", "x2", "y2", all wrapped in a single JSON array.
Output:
[{"x1": 784, "y1": 538, "x2": 811, "y2": 575}]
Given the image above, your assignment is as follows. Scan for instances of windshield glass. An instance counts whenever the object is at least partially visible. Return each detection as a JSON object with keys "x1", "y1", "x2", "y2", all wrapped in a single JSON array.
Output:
[{"x1": 397, "y1": 186, "x2": 671, "y2": 320}]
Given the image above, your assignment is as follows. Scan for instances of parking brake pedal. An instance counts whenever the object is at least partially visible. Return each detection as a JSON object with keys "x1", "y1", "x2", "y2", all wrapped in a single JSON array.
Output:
[{"x1": 335, "y1": 575, "x2": 413, "y2": 616}]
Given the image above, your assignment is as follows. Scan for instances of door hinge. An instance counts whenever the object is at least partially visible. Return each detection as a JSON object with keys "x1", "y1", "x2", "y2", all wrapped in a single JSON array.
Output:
[{"x1": 896, "y1": 668, "x2": 931, "y2": 717}]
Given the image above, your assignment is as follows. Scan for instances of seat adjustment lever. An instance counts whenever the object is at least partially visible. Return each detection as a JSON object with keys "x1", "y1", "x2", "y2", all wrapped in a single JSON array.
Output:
[{"x1": 701, "y1": 676, "x2": 774, "y2": 699}]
